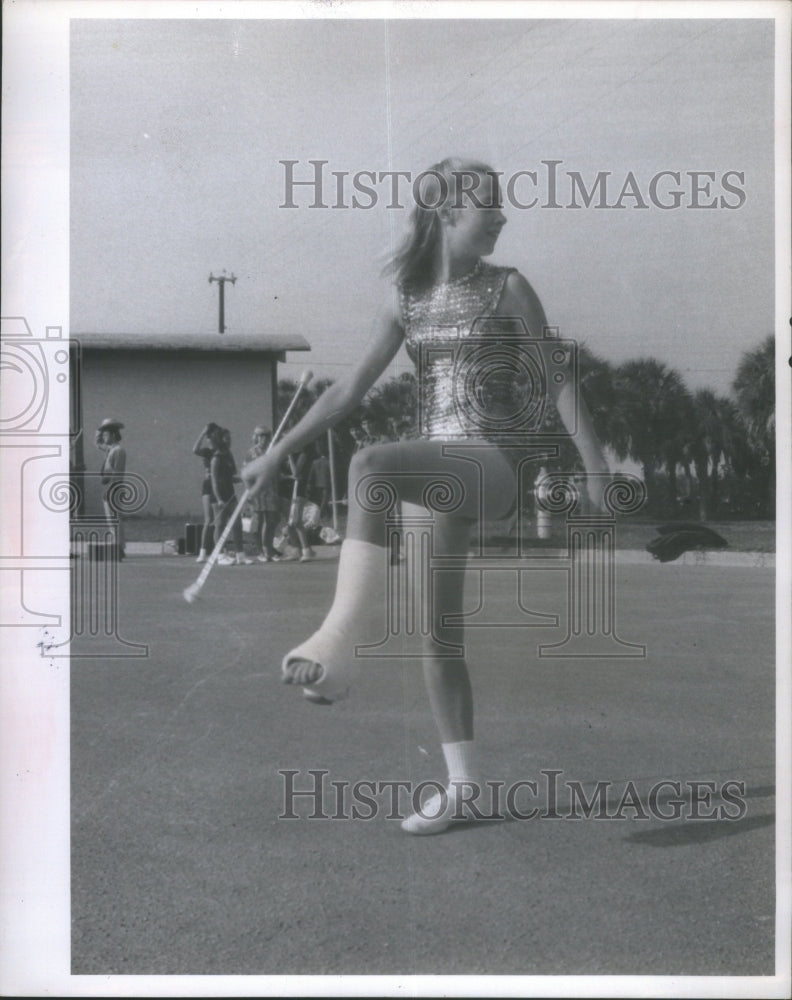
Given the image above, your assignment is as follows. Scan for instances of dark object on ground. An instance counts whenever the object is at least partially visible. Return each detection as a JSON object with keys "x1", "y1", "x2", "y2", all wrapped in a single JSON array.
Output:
[
  {"x1": 184, "y1": 523, "x2": 201, "y2": 556},
  {"x1": 654, "y1": 522, "x2": 723, "y2": 537},
  {"x1": 647, "y1": 524, "x2": 729, "y2": 563}
]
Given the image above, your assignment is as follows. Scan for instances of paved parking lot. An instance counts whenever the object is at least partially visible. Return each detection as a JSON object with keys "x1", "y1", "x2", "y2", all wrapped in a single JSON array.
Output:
[{"x1": 70, "y1": 553, "x2": 775, "y2": 978}]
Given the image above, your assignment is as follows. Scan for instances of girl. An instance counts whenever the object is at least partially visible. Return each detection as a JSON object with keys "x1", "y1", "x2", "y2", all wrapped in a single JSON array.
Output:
[
  {"x1": 211, "y1": 427, "x2": 253, "y2": 566},
  {"x1": 95, "y1": 417, "x2": 127, "y2": 560},
  {"x1": 243, "y1": 158, "x2": 608, "y2": 834},
  {"x1": 245, "y1": 425, "x2": 282, "y2": 562},
  {"x1": 192, "y1": 422, "x2": 219, "y2": 563},
  {"x1": 284, "y1": 443, "x2": 316, "y2": 563}
]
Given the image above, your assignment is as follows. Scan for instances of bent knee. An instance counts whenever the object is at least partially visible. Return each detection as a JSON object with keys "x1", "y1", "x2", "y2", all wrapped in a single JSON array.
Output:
[
  {"x1": 349, "y1": 446, "x2": 404, "y2": 513},
  {"x1": 349, "y1": 444, "x2": 397, "y2": 479}
]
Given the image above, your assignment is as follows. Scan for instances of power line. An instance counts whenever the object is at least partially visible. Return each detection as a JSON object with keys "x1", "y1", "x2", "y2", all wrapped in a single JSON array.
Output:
[
  {"x1": 500, "y1": 20, "x2": 725, "y2": 160},
  {"x1": 258, "y1": 21, "x2": 723, "y2": 276},
  {"x1": 253, "y1": 23, "x2": 556, "y2": 274}
]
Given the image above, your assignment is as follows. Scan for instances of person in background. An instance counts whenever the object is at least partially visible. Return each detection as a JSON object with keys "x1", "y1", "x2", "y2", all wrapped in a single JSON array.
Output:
[
  {"x1": 95, "y1": 418, "x2": 127, "y2": 561},
  {"x1": 192, "y1": 422, "x2": 220, "y2": 563},
  {"x1": 245, "y1": 425, "x2": 281, "y2": 562},
  {"x1": 211, "y1": 427, "x2": 253, "y2": 566},
  {"x1": 308, "y1": 439, "x2": 332, "y2": 524},
  {"x1": 283, "y1": 444, "x2": 316, "y2": 562}
]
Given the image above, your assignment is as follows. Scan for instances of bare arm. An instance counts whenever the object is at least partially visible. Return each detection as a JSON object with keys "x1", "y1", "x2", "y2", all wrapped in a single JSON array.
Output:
[
  {"x1": 243, "y1": 296, "x2": 404, "y2": 495},
  {"x1": 192, "y1": 427, "x2": 210, "y2": 456},
  {"x1": 210, "y1": 454, "x2": 223, "y2": 504},
  {"x1": 500, "y1": 271, "x2": 609, "y2": 507}
]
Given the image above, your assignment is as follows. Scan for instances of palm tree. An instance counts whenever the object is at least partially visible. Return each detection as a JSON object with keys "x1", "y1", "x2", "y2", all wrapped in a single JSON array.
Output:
[
  {"x1": 610, "y1": 358, "x2": 691, "y2": 508},
  {"x1": 661, "y1": 386, "x2": 695, "y2": 508},
  {"x1": 732, "y1": 335, "x2": 775, "y2": 446},
  {"x1": 732, "y1": 335, "x2": 775, "y2": 515},
  {"x1": 578, "y1": 345, "x2": 618, "y2": 445},
  {"x1": 688, "y1": 389, "x2": 749, "y2": 519}
]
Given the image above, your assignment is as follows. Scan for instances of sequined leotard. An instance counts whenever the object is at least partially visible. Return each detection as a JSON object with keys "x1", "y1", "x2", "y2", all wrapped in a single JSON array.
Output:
[{"x1": 401, "y1": 261, "x2": 536, "y2": 443}]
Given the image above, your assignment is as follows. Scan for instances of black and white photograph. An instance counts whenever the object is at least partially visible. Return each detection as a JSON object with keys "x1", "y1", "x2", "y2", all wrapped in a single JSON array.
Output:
[{"x1": 1, "y1": 1, "x2": 790, "y2": 995}]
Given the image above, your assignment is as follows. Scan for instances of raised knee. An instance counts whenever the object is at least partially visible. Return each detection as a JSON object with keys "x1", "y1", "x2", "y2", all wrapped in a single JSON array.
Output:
[
  {"x1": 349, "y1": 444, "x2": 389, "y2": 479},
  {"x1": 349, "y1": 446, "x2": 402, "y2": 515}
]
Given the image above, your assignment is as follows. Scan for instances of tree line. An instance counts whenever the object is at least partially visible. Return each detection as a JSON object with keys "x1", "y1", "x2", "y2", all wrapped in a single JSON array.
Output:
[{"x1": 278, "y1": 334, "x2": 775, "y2": 521}]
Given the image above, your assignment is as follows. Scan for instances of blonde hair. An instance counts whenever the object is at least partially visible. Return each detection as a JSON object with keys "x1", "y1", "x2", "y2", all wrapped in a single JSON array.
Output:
[{"x1": 384, "y1": 157, "x2": 499, "y2": 290}]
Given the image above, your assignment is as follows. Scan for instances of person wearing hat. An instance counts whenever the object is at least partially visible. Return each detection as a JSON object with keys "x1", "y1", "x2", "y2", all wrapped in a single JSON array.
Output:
[
  {"x1": 95, "y1": 418, "x2": 127, "y2": 560},
  {"x1": 244, "y1": 424, "x2": 281, "y2": 562}
]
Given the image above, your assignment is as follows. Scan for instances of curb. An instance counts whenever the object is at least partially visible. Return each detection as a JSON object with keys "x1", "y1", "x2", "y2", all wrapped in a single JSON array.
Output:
[
  {"x1": 124, "y1": 542, "x2": 341, "y2": 560},
  {"x1": 494, "y1": 548, "x2": 775, "y2": 569},
  {"x1": 613, "y1": 549, "x2": 775, "y2": 569},
  {"x1": 121, "y1": 542, "x2": 775, "y2": 569}
]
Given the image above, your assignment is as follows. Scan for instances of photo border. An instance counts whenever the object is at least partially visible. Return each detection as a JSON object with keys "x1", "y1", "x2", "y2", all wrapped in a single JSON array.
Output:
[{"x1": 1, "y1": 1, "x2": 789, "y2": 996}]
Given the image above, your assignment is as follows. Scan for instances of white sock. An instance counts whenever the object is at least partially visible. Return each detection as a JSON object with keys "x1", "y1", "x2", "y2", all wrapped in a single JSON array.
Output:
[
  {"x1": 442, "y1": 740, "x2": 477, "y2": 784},
  {"x1": 401, "y1": 741, "x2": 479, "y2": 835}
]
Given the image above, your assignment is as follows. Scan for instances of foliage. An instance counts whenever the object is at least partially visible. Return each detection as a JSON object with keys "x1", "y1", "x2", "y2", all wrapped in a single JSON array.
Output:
[
  {"x1": 275, "y1": 333, "x2": 776, "y2": 519},
  {"x1": 606, "y1": 357, "x2": 691, "y2": 510},
  {"x1": 731, "y1": 335, "x2": 775, "y2": 516}
]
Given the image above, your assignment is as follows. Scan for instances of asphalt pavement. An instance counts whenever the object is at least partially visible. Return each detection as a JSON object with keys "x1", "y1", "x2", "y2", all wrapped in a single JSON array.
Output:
[{"x1": 70, "y1": 551, "x2": 775, "y2": 977}]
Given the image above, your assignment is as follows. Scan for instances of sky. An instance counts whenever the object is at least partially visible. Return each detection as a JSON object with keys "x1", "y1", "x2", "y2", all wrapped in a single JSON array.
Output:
[{"x1": 69, "y1": 13, "x2": 776, "y2": 396}]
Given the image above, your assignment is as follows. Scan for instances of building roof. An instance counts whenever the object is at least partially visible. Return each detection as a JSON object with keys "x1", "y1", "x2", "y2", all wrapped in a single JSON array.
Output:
[{"x1": 72, "y1": 332, "x2": 310, "y2": 353}]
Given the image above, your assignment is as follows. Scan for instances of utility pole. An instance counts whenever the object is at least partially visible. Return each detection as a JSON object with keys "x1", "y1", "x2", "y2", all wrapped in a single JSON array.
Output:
[{"x1": 208, "y1": 272, "x2": 237, "y2": 333}]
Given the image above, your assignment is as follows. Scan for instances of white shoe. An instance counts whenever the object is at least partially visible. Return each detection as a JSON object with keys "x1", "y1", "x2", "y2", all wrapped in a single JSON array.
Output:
[
  {"x1": 236, "y1": 555, "x2": 254, "y2": 565},
  {"x1": 299, "y1": 549, "x2": 315, "y2": 562},
  {"x1": 256, "y1": 554, "x2": 269, "y2": 563},
  {"x1": 217, "y1": 554, "x2": 235, "y2": 566},
  {"x1": 196, "y1": 551, "x2": 207, "y2": 563},
  {"x1": 400, "y1": 781, "x2": 479, "y2": 836}
]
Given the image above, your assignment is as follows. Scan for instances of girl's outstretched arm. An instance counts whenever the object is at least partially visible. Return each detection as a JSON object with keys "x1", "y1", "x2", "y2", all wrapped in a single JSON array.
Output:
[{"x1": 242, "y1": 296, "x2": 404, "y2": 497}]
